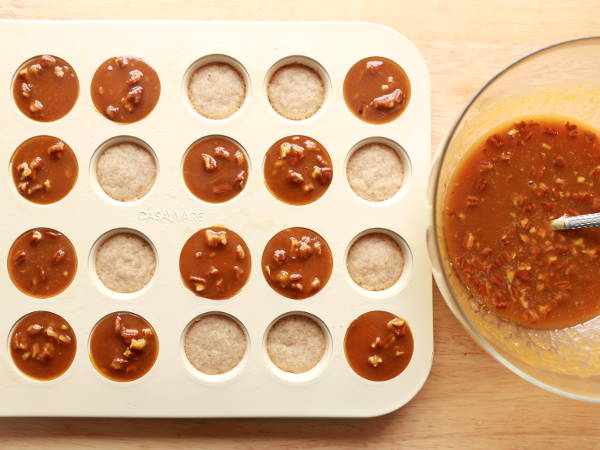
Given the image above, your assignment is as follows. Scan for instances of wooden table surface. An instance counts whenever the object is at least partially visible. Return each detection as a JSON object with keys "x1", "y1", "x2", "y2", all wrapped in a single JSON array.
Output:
[{"x1": 1, "y1": 0, "x2": 599, "y2": 448}]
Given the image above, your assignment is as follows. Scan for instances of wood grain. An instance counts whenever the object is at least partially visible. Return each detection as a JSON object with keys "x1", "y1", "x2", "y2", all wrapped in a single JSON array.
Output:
[{"x1": 1, "y1": 0, "x2": 600, "y2": 448}]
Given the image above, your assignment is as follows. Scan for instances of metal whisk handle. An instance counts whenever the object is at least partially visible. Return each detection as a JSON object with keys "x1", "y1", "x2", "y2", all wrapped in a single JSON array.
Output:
[{"x1": 551, "y1": 213, "x2": 600, "y2": 230}]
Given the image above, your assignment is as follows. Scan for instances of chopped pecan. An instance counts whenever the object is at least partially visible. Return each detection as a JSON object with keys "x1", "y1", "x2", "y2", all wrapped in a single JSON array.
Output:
[
  {"x1": 288, "y1": 144, "x2": 305, "y2": 164},
  {"x1": 201, "y1": 154, "x2": 217, "y2": 171},
  {"x1": 114, "y1": 315, "x2": 124, "y2": 335},
  {"x1": 53, "y1": 66, "x2": 65, "y2": 78},
  {"x1": 35, "y1": 342, "x2": 55, "y2": 361},
  {"x1": 273, "y1": 249, "x2": 287, "y2": 264},
  {"x1": 26, "y1": 324, "x2": 43, "y2": 335},
  {"x1": 105, "y1": 105, "x2": 119, "y2": 118},
  {"x1": 115, "y1": 57, "x2": 129, "y2": 68},
  {"x1": 371, "y1": 336, "x2": 382, "y2": 348},
  {"x1": 53, "y1": 249, "x2": 65, "y2": 264},
  {"x1": 387, "y1": 318, "x2": 406, "y2": 336},
  {"x1": 111, "y1": 357, "x2": 128, "y2": 370},
  {"x1": 233, "y1": 265, "x2": 244, "y2": 279},
  {"x1": 371, "y1": 88, "x2": 403, "y2": 109},
  {"x1": 13, "y1": 331, "x2": 29, "y2": 350},
  {"x1": 234, "y1": 170, "x2": 246, "y2": 188},
  {"x1": 17, "y1": 162, "x2": 32, "y2": 179},
  {"x1": 48, "y1": 140, "x2": 65, "y2": 158},
  {"x1": 44, "y1": 326, "x2": 58, "y2": 339},
  {"x1": 290, "y1": 273, "x2": 303, "y2": 282},
  {"x1": 280, "y1": 142, "x2": 292, "y2": 158},
  {"x1": 120, "y1": 328, "x2": 141, "y2": 343},
  {"x1": 275, "y1": 270, "x2": 290, "y2": 288},
  {"x1": 130, "y1": 338, "x2": 147, "y2": 351},
  {"x1": 366, "y1": 60, "x2": 383, "y2": 73},
  {"x1": 58, "y1": 334, "x2": 72, "y2": 345},
  {"x1": 287, "y1": 170, "x2": 304, "y2": 184},
  {"x1": 29, "y1": 99, "x2": 44, "y2": 113},
  {"x1": 189, "y1": 275, "x2": 207, "y2": 292},
  {"x1": 234, "y1": 150, "x2": 245, "y2": 166},
  {"x1": 124, "y1": 85, "x2": 143, "y2": 108},
  {"x1": 235, "y1": 244, "x2": 246, "y2": 260},
  {"x1": 213, "y1": 146, "x2": 230, "y2": 159},
  {"x1": 20, "y1": 82, "x2": 31, "y2": 98},
  {"x1": 39, "y1": 55, "x2": 57, "y2": 67},
  {"x1": 206, "y1": 229, "x2": 227, "y2": 247},
  {"x1": 26, "y1": 183, "x2": 43, "y2": 195},
  {"x1": 310, "y1": 277, "x2": 321, "y2": 291},
  {"x1": 368, "y1": 355, "x2": 383, "y2": 367},
  {"x1": 29, "y1": 63, "x2": 42, "y2": 76},
  {"x1": 126, "y1": 69, "x2": 144, "y2": 85},
  {"x1": 30, "y1": 156, "x2": 43, "y2": 170}
]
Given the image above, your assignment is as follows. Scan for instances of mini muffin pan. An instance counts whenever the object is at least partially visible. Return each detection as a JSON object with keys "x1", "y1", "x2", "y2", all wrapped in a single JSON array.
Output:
[{"x1": 0, "y1": 20, "x2": 431, "y2": 417}]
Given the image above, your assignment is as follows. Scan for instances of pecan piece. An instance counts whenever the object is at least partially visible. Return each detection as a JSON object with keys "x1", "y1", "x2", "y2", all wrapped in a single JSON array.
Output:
[
  {"x1": 366, "y1": 60, "x2": 383, "y2": 73},
  {"x1": 53, "y1": 66, "x2": 65, "y2": 78},
  {"x1": 39, "y1": 55, "x2": 57, "y2": 67},
  {"x1": 115, "y1": 57, "x2": 129, "y2": 68},
  {"x1": 20, "y1": 82, "x2": 31, "y2": 98},
  {"x1": 17, "y1": 162, "x2": 32, "y2": 179},
  {"x1": 201, "y1": 154, "x2": 217, "y2": 171},
  {"x1": 105, "y1": 105, "x2": 119, "y2": 118},
  {"x1": 120, "y1": 328, "x2": 141, "y2": 343},
  {"x1": 273, "y1": 249, "x2": 287, "y2": 265},
  {"x1": 130, "y1": 338, "x2": 147, "y2": 351},
  {"x1": 29, "y1": 63, "x2": 43, "y2": 76},
  {"x1": 235, "y1": 244, "x2": 246, "y2": 260},
  {"x1": 47, "y1": 141, "x2": 65, "y2": 158},
  {"x1": 35, "y1": 342, "x2": 55, "y2": 361},
  {"x1": 287, "y1": 170, "x2": 304, "y2": 184},
  {"x1": 26, "y1": 324, "x2": 43, "y2": 336},
  {"x1": 234, "y1": 170, "x2": 246, "y2": 188},
  {"x1": 58, "y1": 334, "x2": 72, "y2": 345},
  {"x1": 213, "y1": 146, "x2": 230, "y2": 159},
  {"x1": 275, "y1": 270, "x2": 290, "y2": 288},
  {"x1": 206, "y1": 229, "x2": 227, "y2": 247},
  {"x1": 368, "y1": 355, "x2": 383, "y2": 367},
  {"x1": 29, "y1": 99, "x2": 44, "y2": 113},
  {"x1": 233, "y1": 265, "x2": 244, "y2": 279},
  {"x1": 111, "y1": 357, "x2": 128, "y2": 370},
  {"x1": 126, "y1": 69, "x2": 144, "y2": 85},
  {"x1": 189, "y1": 275, "x2": 207, "y2": 292},
  {"x1": 13, "y1": 331, "x2": 29, "y2": 350},
  {"x1": 114, "y1": 315, "x2": 124, "y2": 335},
  {"x1": 371, "y1": 88, "x2": 403, "y2": 109},
  {"x1": 234, "y1": 150, "x2": 245, "y2": 166},
  {"x1": 53, "y1": 249, "x2": 65, "y2": 264},
  {"x1": 30, "y1": 156, "x2": 43, "y2": 170}
]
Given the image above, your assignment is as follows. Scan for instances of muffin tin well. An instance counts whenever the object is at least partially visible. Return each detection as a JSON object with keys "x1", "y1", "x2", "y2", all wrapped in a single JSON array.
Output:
[{"x1": 0, "y1": 20, "x2": 431, "y2": 417}]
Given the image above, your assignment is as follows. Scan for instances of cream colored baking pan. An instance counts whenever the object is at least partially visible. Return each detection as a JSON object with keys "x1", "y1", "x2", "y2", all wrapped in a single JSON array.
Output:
[{"x1": 0, "y1": 20, "x2": 432, "y2": 417}]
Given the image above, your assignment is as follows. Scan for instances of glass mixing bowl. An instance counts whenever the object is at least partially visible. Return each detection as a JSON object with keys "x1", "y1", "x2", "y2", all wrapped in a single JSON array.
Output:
[{"x1": 428, "y1": 37, "x2": 600, "y2": 401}]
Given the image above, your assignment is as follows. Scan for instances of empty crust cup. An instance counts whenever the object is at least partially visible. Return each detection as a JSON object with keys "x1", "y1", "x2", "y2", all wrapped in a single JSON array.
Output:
[
  {"x1": 187, "y1": 62, "x2": 246, "y2": 119},
  {"x1": 96, "y1": 140, "x2": 157, "y2": 202},
  {"x1": 184, "y1": 314, "x2": 247, "y2": 375},
  {"x1": 95, "y1": 233, "x2": 156, "y2": 293},
  {"x1": 347, "y1": 142, "x2": 404, "y2": 202},
  {"x1": 266, "y1": 314, "x2": 326, "y2": 374},
  {"x1": 267, "y1": 63, "x2": 325, "y2": 120},
  {"x1": 347, "y1": 233, "x2": 404, "y2": 291}
]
